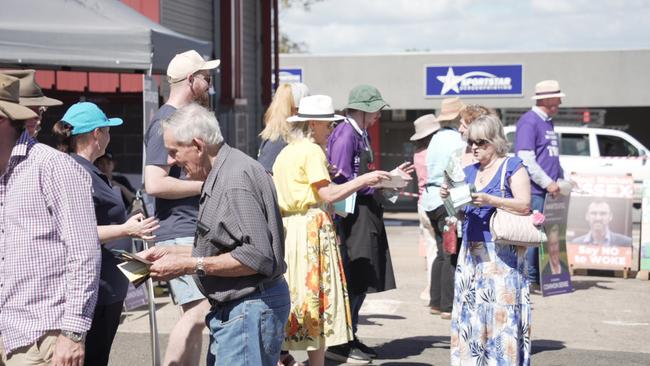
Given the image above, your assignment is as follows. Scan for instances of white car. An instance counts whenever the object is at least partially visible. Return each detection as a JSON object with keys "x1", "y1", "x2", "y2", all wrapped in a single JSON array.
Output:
[{"x1": 503, "y1": 125, "x2": 650, "y2": 204}]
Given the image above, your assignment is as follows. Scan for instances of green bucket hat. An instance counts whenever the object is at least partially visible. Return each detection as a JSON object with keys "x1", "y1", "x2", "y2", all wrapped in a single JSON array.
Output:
[{"x1": 345, "y1": 84, "x2": 389, "y2": 113}]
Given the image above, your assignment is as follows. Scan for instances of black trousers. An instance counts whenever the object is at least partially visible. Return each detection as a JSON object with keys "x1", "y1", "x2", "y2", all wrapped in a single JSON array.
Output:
[
  {"x1": 84, "y1": 301, "x2": 124, "y2": 366},
  {"x1": 426, "y1": 205, "x2": 459, "y2": 313}
]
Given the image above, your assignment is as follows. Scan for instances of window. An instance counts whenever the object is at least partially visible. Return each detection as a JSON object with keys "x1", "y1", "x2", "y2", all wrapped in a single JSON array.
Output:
[
  {"x1": 559, "y1": 133, "x2": 590, "y2": 156},
  {"x1": 597, "y1": 135, "x2": 639, "y2": 157}
]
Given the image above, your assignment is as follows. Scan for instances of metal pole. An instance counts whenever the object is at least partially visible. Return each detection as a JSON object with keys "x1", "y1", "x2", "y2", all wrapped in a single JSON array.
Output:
[{"x1": 144, "y1": 240, "x2": 161, "y2": 366}]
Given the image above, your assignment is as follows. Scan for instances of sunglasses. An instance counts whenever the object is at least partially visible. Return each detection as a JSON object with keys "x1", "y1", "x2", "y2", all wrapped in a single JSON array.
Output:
[
  {"x1": 467, "y1": 139, "x2": 490, "y2": 147},
  {"x1": 193, "y1": 73, "x2": 212, "y2": 84}
]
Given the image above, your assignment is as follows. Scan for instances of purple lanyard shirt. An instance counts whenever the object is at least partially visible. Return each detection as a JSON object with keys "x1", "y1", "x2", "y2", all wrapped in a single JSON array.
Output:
[
  {"x1": 326, "y1": 118, "x2": 374, "y2": 196},
  {"x1": 0, "y1": 132, "x2": 100, "y2": 355}
]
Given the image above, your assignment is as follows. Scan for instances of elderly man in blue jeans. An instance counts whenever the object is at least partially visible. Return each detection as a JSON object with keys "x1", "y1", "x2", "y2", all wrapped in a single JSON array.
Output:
[{"x1": 141, "y1": 104, "x2": 289, "y2": 366}]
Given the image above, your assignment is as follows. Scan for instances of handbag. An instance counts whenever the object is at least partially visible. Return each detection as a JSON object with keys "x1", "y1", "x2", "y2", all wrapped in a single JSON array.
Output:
[
  {"x1": 489, "y1": 159, "x2": 547, "y2": 247},
  {"x1": 442, "y1": 218, "x2": 458, "y2": 254}
]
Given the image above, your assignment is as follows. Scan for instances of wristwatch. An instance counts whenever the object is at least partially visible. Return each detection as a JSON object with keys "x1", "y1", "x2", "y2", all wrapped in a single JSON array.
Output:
[
  {"x1": 61, "y1": 330, "x2": 86, "y2": 343},
  {"x1": 195, "y1": 257, "x2": 206, "y2": 277}
]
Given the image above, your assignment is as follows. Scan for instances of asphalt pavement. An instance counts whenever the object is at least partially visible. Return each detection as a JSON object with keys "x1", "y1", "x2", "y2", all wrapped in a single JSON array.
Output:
[{"x1": 109, "y1": 217, "x2": 650, "y2": 365}]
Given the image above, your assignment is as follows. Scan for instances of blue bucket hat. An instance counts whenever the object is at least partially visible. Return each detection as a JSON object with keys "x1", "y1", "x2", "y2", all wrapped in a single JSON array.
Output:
[{"x1": 62, "y1": 102, "x2": 123, "y2": 136}]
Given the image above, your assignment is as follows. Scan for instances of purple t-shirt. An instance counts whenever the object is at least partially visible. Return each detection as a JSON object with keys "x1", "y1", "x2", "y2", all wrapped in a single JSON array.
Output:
[
  {"x1": 514, "y1": 110, "x2": 563, "y2": 195},
  {"x1": 326, "y1": 119, "x2": 374, "y2": 196}
]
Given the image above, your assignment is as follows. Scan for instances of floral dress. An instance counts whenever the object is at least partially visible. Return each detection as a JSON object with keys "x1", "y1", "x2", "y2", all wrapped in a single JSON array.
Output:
[{"x1": 450, "y1": 157, "x2": 531, "y2": 366}]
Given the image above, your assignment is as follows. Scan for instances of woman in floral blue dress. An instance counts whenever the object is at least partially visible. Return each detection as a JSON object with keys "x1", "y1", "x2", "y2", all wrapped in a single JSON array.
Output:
[{"x1": 443, "y1": 115, "x2": 533, "y2": 366}]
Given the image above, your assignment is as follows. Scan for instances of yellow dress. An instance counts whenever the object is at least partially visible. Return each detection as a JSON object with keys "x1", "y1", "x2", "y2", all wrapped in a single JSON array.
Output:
[{"x1": 272, "y1": 139, "x2": 353, "y2": 350}]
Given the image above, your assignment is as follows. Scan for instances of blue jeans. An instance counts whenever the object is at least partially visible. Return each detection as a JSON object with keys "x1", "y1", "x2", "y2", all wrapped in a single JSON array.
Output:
[
  {"x1": 206, "y1": 279, "x2": 290, "y2": 366},
  {"x1": 527, "y1": 194, "x2": 546, "y2": 284}
]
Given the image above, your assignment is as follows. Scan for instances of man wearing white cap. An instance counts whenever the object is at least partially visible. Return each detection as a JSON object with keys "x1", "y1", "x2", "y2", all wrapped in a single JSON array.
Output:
[
  {"x1": 514, "y1": 80, "x2": 565, "y2": 288},
  {"x1": 143, "y1": 50, "x2": 219, "y2": 366}
]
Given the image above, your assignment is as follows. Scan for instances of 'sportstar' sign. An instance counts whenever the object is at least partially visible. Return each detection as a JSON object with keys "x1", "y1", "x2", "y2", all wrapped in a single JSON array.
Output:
[{"x1": 425, "y1": 65, "x2": 523, "y2": 97}]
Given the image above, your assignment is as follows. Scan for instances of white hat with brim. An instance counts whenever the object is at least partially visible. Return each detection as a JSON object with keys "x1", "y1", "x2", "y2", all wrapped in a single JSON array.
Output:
[
  {"x1": 287, "y1": 94, "x2": 345, "y2": 123},
  {"x1": 531, "y1": 79, "x2": 566, "y2": 100},
  {"x1": 410, "y1": 114, "x2": 440, "y2": 141},
  {"x1": 0, "y1": 74, "x2": 38, "y2": 120}
]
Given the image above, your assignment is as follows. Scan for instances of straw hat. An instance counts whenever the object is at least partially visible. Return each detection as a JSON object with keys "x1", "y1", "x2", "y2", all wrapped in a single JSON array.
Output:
[
  {"x1": 437, "y1": 97, "x2": 464, "y2": 122},
  {"x1": 410, "y1": 114, "x2": 440, "y2": 141},
  {"x1": 287, "y1": 95, "x2": 345, "y2": 122},
  {"x1": 531, "y1": 80, "x2": 566, "y2": 100},
  {"x1": 0, "y1": 74, "x2": 38, "y2": 120},
  {"x1": 1, "y1": 69, "x2": 62, "y2": 107}
]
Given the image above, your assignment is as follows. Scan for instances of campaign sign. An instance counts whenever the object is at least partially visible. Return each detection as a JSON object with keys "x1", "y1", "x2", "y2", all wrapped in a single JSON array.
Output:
[
  {"x1": 540, "y1": 194, "x2": 574, "y2": 296},
  {"x1": 425, "y1": 65, "x2": 523, "y2": 97},
  {"x1": 641, "y1": 179, "x2": 650, "y2": 270},
  {"x1": 272, "y1": 68, "x2": 303, "y2": 89},
  {"x1": 566, "y1": 174, "x2": 634, "y2": 270}
]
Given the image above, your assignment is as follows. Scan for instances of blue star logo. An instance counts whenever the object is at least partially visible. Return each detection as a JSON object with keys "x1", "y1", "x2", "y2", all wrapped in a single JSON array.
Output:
[{"x1": 436, "y1": 67, "x2": 497, "y2": 95}]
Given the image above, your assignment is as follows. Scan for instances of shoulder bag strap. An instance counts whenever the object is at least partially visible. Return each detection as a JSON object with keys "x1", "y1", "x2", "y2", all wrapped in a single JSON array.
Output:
[{"x1": 500, "y1": 157, "x2": 509, "y2": 198}]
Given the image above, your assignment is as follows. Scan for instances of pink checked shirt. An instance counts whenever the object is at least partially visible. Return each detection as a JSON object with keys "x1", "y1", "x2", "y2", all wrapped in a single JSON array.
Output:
[{"x1": 0, "y1": 132, "x2": 101, "y2": 355}]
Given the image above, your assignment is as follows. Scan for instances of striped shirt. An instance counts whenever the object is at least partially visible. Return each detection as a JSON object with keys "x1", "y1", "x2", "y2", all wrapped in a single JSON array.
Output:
[{"x1": 0, "y1": 131, "x2": 101, "y2": 355}]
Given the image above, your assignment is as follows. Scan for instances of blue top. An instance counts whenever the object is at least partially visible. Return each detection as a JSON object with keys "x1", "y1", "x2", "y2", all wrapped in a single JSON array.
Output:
[
  {"x1": 71, "y1": 153, "x2": 130, "y2": 305},
  {"x1": 257, "y1": 137, "x2": 287, "y2": 173},
  {"x1": 421, "y1": 128, "x2": 465, "y2": 211},
  {"x1": 514, "y1": 109, "x2": 563, "y2": 195},
  {"x1": 144, "y1": 104, "x2": 199, "y2": 241}
]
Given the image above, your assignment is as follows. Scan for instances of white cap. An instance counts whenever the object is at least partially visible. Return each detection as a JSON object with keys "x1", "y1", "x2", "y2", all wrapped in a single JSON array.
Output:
[
  {"x1": 167, "y1": 50, "x2": 220, "y2": 84},
  {"x1": 290, "y1": 82, "x2": 310, "y2": 108}
]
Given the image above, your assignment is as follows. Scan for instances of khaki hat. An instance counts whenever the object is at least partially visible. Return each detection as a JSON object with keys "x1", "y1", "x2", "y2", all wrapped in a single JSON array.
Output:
[
  {"x1": 531, "y1": 80, "x2": 566, "y2": 100},
  {"x1": 167, "y1": 50, "x2": 220, "y2": 83},
  {"x1": 0, "y1": 74, "x2": 39, "y2": 120},
  {"x1": 1, "y1": 69, "x2": 62, "y2": 107},
  {"x1": 410, "y1": 114, "x2": 440, "y2": 141},
  {"x1": 345, "y1": 85, "x2": 389, "y2": 113},
  {"x1": 287, "y1": 95, "x2": 345, "y2": 123},
  {"x1": 437, "y1": 97, "x2": 464, "y2": 122}
]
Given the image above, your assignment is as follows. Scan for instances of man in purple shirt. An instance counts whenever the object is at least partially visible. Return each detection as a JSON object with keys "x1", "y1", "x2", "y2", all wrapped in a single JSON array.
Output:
[
  {"x1": 325, "y1": 85, "x2": 396, "y2": 363},
  {"x1": 0, "y1": 74, "x2": 101, "y2": 366},
  {"x1": 514, "y1": 79, "x2": 565, "y2": 287}
]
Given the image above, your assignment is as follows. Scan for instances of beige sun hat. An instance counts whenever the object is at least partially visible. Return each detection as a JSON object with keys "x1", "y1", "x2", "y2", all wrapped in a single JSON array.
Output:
[
  {"x1": 0, "y1": 74, "x2": 39, "y2": 120},
  {"x1": 531, "y1": 80, "x2": 566, "y2": 100},
  {"x1": 287, "y1": 95, "x2": 345, "y2": 123},
  {"x1": 167, "y1": 50, "x2": 221, "y2": 83},
  {"x1": 436, "y1": 97, "x2": 465, "y2": 122},
  {"x1": 410, "y1": 114, "x2": 440, "y2": 141},
  {"x1": 1, "y1": 69, "x2": 62, "y2": 107}
]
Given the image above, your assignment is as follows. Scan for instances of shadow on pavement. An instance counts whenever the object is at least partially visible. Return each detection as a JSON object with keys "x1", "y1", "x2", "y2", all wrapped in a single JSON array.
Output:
[
  {"x1": 571, "y1": 279, "x2": 614, "y2": 291},
  {"x1": 359, "y1": 314, "x2": 406, "y2": 326},
  {"x1": 531, "y1": 339, "x2": 566, "y2": 355},
  {"x1": 374, "y1": 335, "x2": 449, "y2": 360}
]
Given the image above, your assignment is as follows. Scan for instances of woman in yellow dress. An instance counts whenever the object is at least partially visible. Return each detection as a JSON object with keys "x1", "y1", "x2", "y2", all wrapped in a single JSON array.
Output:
[{"x1": 272, "y1": 95, "x2": 390, "y2": 366}]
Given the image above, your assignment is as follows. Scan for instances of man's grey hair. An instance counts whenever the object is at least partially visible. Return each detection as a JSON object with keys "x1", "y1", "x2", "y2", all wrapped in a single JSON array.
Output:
[
  {"x1": 467, "y1": 114, "x2": 509, "y2": 157},
  {"x1": 162, "y1": 103, "x2": 223, "y2": 147}
]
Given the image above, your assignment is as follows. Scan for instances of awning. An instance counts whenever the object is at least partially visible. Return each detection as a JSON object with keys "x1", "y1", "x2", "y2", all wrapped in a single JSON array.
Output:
[{"x1": 0, "y1": 0, "x2": 212, "y2": 74}]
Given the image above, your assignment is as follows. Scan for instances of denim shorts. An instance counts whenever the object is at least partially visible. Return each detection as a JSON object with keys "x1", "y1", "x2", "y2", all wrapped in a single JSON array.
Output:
[
  {"x1": 156, "y1": 237, "x2": 205, "y2": 305},
  {"x1": 206, "y1": 278, "x2": 290, "y2": 366}
]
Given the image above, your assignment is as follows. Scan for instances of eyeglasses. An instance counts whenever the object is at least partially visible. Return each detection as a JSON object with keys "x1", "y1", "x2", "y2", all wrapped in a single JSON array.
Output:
[
  {"x1": 192, "y1": 73, "x2": 211, "y2": 85},
  {"x1": 467, "y1": 139, "x2": 490, "y2": 147}
]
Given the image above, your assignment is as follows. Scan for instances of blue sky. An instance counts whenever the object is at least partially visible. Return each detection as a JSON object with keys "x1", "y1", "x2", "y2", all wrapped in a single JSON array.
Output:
[{"x1": 280, "y1": 0, "x2": 650, "y2": 54}]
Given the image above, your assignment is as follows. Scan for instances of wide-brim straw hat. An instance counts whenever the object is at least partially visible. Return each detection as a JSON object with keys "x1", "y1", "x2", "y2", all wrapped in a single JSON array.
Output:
[
  {"x1": 0, "y1": 74, "x2": 38, "y2": 120},
  {"x1": 531, "y1": 79, "x2": 566, "y2": 100},
  {"x1": 1, "y1": 69, "x2": 62, "y2": 107},
  {"x1": 287, "y1": 95, "x2": 345, "y2": 122},
  {"x1": 410, "y1": 114, "x2": 440, "y2": 141},
  {"x1": 437, "y1": 97, "x2": 465, "y2": 122}
]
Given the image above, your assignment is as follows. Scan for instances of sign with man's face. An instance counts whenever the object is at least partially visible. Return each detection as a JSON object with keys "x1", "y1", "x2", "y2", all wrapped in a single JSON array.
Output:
[
  {"x1": 566, "y1": 174, "x2": 634, "y2": 270},
  {"x1": 540, "y1": 194, "x2": 573, "y2": 296}
]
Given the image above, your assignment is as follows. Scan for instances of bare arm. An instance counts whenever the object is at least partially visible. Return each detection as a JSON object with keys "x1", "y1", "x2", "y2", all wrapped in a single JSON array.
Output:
[
  {"x1": 144, "y1": 165, "x2": 203, "y2": 199},
  {"x1": 97, "y1": 214, "x2": 159, "y2": 243},
  {"x1": 316, "y1": 170, "x2": 390, "y2": 204}
]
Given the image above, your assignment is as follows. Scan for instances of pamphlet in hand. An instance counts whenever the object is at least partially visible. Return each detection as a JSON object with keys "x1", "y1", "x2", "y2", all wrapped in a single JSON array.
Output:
[
  {"x1": 333, "y1": 192, "x2": 356, "y2": 218},
  {"x1": 376, "y1": 168, "x2": 410, "y2": 189},
  {"x1": 112, "y1": 249, "x2": 152, "y2": 288},
  {"x1": 443, "y1": 171, "x2": 476, "y2": 216}
]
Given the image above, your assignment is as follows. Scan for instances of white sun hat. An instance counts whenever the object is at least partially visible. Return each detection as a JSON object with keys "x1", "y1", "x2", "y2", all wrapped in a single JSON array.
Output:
[
  {"x1": 531, "y1": 80, "x2": 566, "y2": 100},
  {"x1": 287, "y1": 95, "x2": 345, "y2": 123}
]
